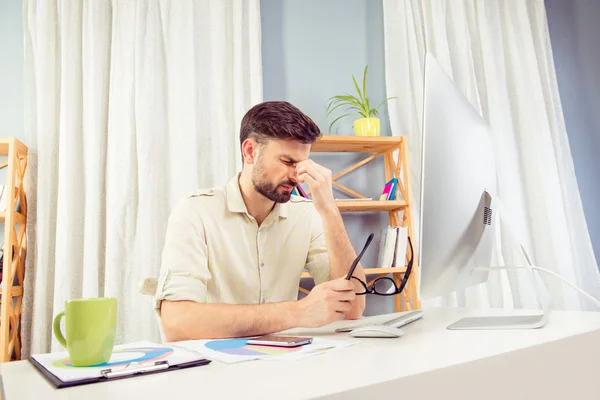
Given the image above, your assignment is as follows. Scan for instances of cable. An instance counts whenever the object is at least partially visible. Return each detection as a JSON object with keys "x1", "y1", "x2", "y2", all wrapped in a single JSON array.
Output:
[
  {"x1": 529, "y1": 266, "x2": 600, "y2": 311},
  {"x1": 477, "y1": 265, "x2": 600, "y2": 310},
  {"x1": 483, "y1": 194, "x2": 600, "y2": 311}
]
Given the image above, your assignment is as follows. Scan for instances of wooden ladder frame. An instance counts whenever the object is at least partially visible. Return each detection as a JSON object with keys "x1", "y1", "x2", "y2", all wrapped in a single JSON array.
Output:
[{"x1": 0, "y1": 137, "x2": 28, "y2": 362}]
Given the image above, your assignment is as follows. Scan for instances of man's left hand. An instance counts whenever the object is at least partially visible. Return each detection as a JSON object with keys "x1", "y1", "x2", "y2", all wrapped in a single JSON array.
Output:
[{"x1": 296, "y1": 160, "x2": 337, "y2": 215}]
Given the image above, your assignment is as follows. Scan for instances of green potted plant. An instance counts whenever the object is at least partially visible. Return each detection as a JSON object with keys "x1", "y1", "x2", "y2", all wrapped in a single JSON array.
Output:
[{"x1": 326, "y1": 65, "x2": 395, "y2": 136}]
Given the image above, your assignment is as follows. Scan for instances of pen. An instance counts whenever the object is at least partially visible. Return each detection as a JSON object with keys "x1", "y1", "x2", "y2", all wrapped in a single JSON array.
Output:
[{"x1": 346, "y1": 233, "x2": 374, "y2": 280}]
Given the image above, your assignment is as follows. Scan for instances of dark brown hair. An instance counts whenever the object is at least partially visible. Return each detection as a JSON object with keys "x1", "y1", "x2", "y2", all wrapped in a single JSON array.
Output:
[{"x1": 239, "y1": 101, "x2": 322, "y2": 149}]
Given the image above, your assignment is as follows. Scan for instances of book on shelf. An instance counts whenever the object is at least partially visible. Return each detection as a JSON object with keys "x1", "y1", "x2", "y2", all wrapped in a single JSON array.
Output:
[
  {"x1": 292, "y1": 184, "x2": 309, "y2": 198},
  {"x1": 379, "y1": 178, "x2": 398, "y2": 201},
  {"x1": 376, "y1": 225, "x2": 408, "y2": 269}
]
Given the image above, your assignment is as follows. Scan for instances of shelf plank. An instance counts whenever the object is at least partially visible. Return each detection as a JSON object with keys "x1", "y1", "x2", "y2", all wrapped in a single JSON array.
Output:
[
  {"x1": 301, "y1": 267, "x2": 407, "y2": 279},
  {"x1": 0, "y1": 286, "x2": 23, "y2": 298},
  {"x1": 337, "y1": 200, "x2": 407, "y2": 212},
  {"x1": 311, "y1": 136, "x2": 402, "y2": 153},
  {"x1": 0, "y1": 212, "x2": 26, "y2": 224},
  {"x1": 0, "y1": 137, "x2": 27, "y2": 157}
]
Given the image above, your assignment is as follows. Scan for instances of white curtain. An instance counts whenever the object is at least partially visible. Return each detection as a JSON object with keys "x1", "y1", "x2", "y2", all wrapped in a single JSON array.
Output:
[
  {"x1": 383, "y1": 0, "x2": 600, "y2": 310},
  {"x1": 21, "y1": 0, "x2": 262, "y2": 356}
]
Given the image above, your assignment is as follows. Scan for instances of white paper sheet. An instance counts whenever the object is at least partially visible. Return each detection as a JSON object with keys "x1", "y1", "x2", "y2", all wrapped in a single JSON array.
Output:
[{"x1": 173, "y1": 337, "x2": 359, "y2": 364}]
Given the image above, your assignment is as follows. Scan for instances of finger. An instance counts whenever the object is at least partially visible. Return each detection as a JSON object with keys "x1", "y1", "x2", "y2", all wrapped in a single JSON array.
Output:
[
  {"x1": 333, "y1": 287, "x2": 355, "y2": 298},
  {"x1": 330, "y1": 278, "x2": 355, "y2": 292},
  {"x1": 334, "y1": 300, "x2": 353, "y2": 313},
  {"x1": 297, "y1": 164, "x2": 324, "y2": 182},
  {"x1": 298, "y1": 159, "x2": 329, "y2": 176},
  {"x1": 296, "y1": 159, "x2": 316, "y2": 170},
  {"x1": 297, "y1": 173, "x2": 316, "y2": 186},
  {"x1": 334, "y1": 311, "x2": 346, "y2": 320},
  {"x1": 327, "y1": 288, "x2": 356, "y2": 302},
  {"x1": 296, "y1": 161, "x2": 323, "y2": 178},
  {"x1": 336, "y1": 290, "x2": 357, "y2": 302}
]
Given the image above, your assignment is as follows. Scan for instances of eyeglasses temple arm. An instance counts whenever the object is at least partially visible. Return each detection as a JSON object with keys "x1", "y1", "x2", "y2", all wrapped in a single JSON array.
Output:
[{"x1": 346, "y1": 233, "x2": 374, "y2": 280}]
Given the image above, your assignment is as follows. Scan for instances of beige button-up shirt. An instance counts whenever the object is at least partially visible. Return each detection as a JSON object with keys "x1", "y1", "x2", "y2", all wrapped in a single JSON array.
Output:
[{"x1": 154, "y1": 175, "x2": 330, "y2": 312}]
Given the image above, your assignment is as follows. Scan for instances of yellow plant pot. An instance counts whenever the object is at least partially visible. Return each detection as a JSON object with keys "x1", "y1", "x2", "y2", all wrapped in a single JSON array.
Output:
[{"x1": 353, "y1": 118, "x2": 380, "y2": 136}]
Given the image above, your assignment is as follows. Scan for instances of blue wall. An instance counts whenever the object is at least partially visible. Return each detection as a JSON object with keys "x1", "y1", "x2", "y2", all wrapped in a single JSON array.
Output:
[
  {"x1": 261, "y1": 0, "x2": 391, "y2": 136},
  {"x1": 546, "y1": 0, "x2": 600, "y2": 265}
]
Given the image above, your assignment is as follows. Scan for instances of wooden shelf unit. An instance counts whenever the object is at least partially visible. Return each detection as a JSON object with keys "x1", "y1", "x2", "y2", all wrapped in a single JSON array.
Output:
[
  {"x1": 0, "y1": 211, "x2": 26, "y2": 224},
  {"x1": 299, "y1": 135, "x2": 420, "y2": 312},
  {"x1": 0, "y1": 137, "x2": 28, "y2": 363}
]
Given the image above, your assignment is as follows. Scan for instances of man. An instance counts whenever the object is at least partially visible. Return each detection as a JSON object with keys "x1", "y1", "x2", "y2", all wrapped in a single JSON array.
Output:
[{"x1": 154, "y1": 101, "x2": 367, "y2": 341}]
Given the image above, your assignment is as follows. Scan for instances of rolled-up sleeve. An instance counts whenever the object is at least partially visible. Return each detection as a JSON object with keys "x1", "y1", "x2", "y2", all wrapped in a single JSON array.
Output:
[
  {"x1": 154, "y1": 197, "x2": 211, "y2": 313},
  {"x1": 304, "y1": 209, "x2": 330, "y2": 285}
]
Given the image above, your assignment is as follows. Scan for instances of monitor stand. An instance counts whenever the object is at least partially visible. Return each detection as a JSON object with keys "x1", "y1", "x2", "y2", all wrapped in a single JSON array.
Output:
[
  {"x1": 448, "y1": 266, "x2": 550, "y2": 330},
  {"x1": 447, "y1": 313, "x2": 547, "y2": 330},
  {"x1": 447, "y1": 193, "x2": 551, "y2": 330},
  {"x1": 447, "y1": 264, "x2": 550, "y2": 330}
]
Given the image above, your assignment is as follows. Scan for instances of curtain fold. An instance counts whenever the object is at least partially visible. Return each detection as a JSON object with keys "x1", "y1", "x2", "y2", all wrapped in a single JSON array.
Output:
[
  {"x1": 22, "y1": 0, "x2": 262, "y2": 356},
  {"x1": 383, "y1": 0, "x2": 600, "y2": 310}
]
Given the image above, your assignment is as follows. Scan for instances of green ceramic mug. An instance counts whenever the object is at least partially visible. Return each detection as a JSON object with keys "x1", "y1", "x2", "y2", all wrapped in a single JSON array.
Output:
[{"x1": 53, "y1": 297, "x2": 117, "y2": 367}]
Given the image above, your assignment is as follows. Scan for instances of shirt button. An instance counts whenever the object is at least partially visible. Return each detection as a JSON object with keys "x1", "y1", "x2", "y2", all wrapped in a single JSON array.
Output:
[{"x1": 260, "y1": 262, "x2": 265, "y2": 268}]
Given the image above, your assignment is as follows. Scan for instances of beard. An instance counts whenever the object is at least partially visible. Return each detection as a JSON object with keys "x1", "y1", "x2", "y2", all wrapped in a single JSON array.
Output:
[{"x1": 252, "y1": 159, "x2": 295, "y2": 203}]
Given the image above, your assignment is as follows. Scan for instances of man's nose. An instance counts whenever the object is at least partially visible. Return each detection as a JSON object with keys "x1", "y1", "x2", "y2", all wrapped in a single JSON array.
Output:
[{"x1": 288, "y1": 169, "x2": 298, "y2": 183}]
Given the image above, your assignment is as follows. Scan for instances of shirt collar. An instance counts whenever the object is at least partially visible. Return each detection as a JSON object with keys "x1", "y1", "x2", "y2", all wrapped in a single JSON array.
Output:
[
  {"x1": 225, "y1": 175, "x2": 248, "y2": 214},
  {"x1": 225, "y1": 174, "x2": 289, "y2": 219}
]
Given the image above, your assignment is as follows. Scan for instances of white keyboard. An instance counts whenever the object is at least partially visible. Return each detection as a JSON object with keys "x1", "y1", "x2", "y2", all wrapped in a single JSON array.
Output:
[{"x1": 335, "y1": 310, "x2": 424, "y2": 333}]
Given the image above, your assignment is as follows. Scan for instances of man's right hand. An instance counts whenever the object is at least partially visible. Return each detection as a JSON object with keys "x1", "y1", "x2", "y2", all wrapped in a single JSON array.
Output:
[{"x1": 295, "y1": 277, "x2": 357, "y2": 328}]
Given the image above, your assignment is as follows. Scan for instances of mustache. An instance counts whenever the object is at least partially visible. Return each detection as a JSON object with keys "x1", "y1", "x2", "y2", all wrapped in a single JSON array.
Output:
[{"x1": 279, "y1": 180, "x2": 297, "y2": 187}]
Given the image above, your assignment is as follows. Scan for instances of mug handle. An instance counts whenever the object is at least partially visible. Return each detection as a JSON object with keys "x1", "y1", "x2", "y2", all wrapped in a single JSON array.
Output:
[{"x1": 53, "y1": 311, "x2": 67, "y2": 348}]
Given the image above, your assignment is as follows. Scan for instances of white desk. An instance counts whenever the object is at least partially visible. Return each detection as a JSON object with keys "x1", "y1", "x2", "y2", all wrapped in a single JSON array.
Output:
[{"x1": 2, "y1": 307, "x2": 600, "y2": 399}]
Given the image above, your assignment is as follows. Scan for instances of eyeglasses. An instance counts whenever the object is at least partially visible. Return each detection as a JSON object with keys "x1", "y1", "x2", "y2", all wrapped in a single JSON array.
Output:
[{"x1": 348, "y1": 234, "x2": 414, "y2": 296}]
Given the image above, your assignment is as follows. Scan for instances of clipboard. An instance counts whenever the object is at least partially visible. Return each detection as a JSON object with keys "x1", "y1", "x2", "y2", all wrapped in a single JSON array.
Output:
[{"x1": 29, "y1": 341, "x2": 212, "y2": 389}]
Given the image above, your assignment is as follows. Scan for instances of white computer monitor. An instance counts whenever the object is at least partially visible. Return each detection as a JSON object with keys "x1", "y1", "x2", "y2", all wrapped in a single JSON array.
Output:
[
  {"x1": 418, "y1": 53, "x2": 497, "y2": 301},
  {"x1": 418, "y1": 53, "x2": 548, "y2": 329}
]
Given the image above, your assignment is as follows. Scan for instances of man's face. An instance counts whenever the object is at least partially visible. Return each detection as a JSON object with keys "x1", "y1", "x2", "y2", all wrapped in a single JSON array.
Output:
[{"x1": 251, "y1": 139, "x2": 311, "y2": 203}]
